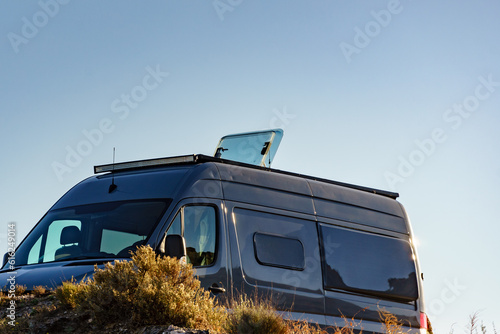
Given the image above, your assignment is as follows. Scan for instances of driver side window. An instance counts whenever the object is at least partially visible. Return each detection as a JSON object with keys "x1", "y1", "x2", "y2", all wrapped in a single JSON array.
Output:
[{"x1": 167, "y1": 205, "x2": 217, "y2": 267}]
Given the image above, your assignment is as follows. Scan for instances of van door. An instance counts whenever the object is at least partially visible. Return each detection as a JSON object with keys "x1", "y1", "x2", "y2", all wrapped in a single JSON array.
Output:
[
  {"x1": 159, "y1": 199, "x2": 229, "y2": 296},
  {"x1": 226, "y1": 202, "x2": 326, "y2": 325}
]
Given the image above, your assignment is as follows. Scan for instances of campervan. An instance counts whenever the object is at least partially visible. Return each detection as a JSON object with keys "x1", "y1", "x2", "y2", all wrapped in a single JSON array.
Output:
[{"x1": 1, "y1": 129, "x2": 427, "y2": 333}]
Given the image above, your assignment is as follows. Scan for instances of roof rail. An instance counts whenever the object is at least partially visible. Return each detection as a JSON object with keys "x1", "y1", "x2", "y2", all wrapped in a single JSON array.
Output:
[
  {"x1": 94, "y1": 154, "x2": 399, "y2": 199},
  {"x1": 94, "y1": 154, "x2": 197, "y2": 174}
]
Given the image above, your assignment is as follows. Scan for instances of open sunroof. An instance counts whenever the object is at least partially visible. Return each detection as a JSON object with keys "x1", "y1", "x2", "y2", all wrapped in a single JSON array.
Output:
[{"x1": 213, "y1": 129, "x2": 283, "y2": 168}]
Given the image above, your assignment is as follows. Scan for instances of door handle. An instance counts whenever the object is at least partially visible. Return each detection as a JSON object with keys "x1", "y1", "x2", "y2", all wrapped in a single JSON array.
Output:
[{"x1": 208, "y1": 283, "x2": 226, "y2": 295}]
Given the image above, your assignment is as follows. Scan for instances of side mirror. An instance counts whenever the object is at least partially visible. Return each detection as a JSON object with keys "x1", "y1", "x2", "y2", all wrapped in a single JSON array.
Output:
[{"x1": 159, "y1": 234, "x2": 186, "y2": 260}]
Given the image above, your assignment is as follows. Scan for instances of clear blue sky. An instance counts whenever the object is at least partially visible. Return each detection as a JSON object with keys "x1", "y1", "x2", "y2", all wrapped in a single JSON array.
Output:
[{"x1": 1, "y1": 1, "x2": 499, "y2": 332}]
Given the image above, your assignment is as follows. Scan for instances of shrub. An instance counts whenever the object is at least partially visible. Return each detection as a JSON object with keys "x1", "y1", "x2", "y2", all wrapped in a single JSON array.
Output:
[
  {"x1": 225, "y1": 294, "x2": 289, "y2": 334},
  {"x1": 224, "y1": 294, "x2": 328, "y2": 334},
  {"x1": 32, "y1": 285, "x2": 48, "y2": 297},
  {"x1": 55, "y1": 280, "x2": 88, "y2": 309},
  {"x1": 55, "y1": 245, "x2": 226, "y2": 331},
  {"x1": 14, "y1": 285, "x2": 26, "y2": 295}
]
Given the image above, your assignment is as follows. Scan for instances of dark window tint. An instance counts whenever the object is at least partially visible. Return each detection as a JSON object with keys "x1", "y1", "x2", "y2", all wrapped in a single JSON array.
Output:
[
  {"x1": 166, "y1": 205, "x2": 217, "y2": 267},
  {"x1": 320, "y1": 224, "x2": 418, "y2": 302},
  {"x1": 253, "y1": 233, "x2": 304, "y2": 270},
  {"x1": 184, "y1": 206, "x2": 216, "y2": 267},
  {"x1": 9, "y1": 200, "x2": 169, "y2": 267}
]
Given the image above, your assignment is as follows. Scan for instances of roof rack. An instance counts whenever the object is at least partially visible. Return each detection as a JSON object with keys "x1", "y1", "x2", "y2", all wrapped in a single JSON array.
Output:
[
  {"x1": 94, "y1": 155, "x2": 197, "y2": 174},
  {"x1": 94, "y1": 154, "x2": 399, "y2": 199}
]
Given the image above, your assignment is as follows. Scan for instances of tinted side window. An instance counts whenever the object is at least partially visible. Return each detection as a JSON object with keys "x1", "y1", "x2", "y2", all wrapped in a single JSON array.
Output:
[
  {"x1": 320, "y1": 224, "x2": 418, "y2": 302},
  {"x1": 166, "y1": 206, "x2": 217, "y2": 267},
  {"x1": 166, "y1": 212, "x2": 181, "y2": 236},
  {"x1": 253, "y1": 233, "x2": 304, "y2": 270}
]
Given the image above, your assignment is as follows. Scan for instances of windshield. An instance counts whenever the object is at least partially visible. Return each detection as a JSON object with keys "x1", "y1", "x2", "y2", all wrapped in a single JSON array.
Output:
[{"x1": 5, "y1": 200, "x2": 170, "y2": 268}]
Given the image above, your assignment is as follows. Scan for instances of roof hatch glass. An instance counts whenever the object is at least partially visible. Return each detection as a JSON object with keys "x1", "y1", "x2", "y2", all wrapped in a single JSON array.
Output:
[{"x1": 213, "y1": 129, "x2": 283, "y2": 167}]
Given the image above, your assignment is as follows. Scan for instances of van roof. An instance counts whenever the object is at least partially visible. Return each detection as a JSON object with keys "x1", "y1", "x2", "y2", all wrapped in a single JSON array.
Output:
[{"x1": 94, "y1": 154, "x2": 399, "y2": 200}]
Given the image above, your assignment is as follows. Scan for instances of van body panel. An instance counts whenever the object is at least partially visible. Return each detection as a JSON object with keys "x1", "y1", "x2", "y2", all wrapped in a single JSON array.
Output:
[
  {"x1": 324, "y1": 289, "x2": 420, "y2": 328},
  {"x1": 216, "y1": 164, "x2": 313, "y2": 196},
  {"x1": 226, "y1": 204, "x2": 325, "y2": 316},
  {"x1": 175, "y1": 163, "x2": 224, "y2": 201},
  {"x1": 324, "y1": 315, "x2": 420, "y2": 334},
  {"x1": 2, "y1": 260, "x2": 108, "y2": 290},
  {"x1": 397, "y1": 201, "x2": 427, "y2": 316},
  {"x1": 216, "y1": 164, "x2": 315, "y2": 215},
  {"x1": 307, "y1": 179, "x2": 404, "y2": 217},
  {"x1": 313, "y1": 198, "x2": 408, "y2": 234},
  {"x1": 221, "y1": 181, "x2": 315, "y2": 215}
]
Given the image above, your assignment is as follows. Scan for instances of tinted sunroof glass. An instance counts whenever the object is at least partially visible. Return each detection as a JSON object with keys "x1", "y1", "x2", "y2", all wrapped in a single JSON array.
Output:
[{"x1": 214, "y1": 129, "x2": 283, "y2": 167}]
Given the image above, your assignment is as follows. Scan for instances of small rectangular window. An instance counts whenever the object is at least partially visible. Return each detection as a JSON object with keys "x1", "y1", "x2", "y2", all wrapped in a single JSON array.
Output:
[
  {"x1": 253, "y1": 232, "x2": 304, "y2": 270},
  {"x1": 320, "y1": 224, "x2": 418, "y2": 302}
]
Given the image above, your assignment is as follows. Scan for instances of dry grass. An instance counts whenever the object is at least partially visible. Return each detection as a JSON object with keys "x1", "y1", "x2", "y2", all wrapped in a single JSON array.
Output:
[
  {"x1": 448, "y1": 312, "x2": 497, "y2": 334},
  {"x1": 287, "y1": 320, "x2": 326, "y2": 334},
  {"x1": 14, "y1": 285, "x2": 26, "y2": 296},
  {"x1": 379, "y1": 309, "x2": 410, "y2": 334},
  {"x1": 330, "y1": 314, "x2": 360, "y2": 334},
  {"x1": 224, "y1": 294, "x2": 327, "y2": 334},
  {"x1": 224, "y1": 294, "x2": 289, "y2": 334},
  {"x1": 31, "y1": 285, "x2": 47, "y2": 297}
]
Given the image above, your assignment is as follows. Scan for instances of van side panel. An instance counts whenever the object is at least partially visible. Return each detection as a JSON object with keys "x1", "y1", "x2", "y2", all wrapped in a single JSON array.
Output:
[
  {"x1": 308, "y1": 180, "x2": 408, "y2": 234},
  {"x1": 176, "y1": 163, "x2": 224, "y2": 201},
  {"x1": 397, "y1": 201, "x2": 427, "y2": 318},
  {"x1": 226, "y1": 203, "x2": 325, "y2": 320},
  {"x1": 216, "y1": 164, "x2": 315, "y2": 215},
  {"x1": 314, "y1": 198, "x2": 408, "y2": 234},
  {"x1": 307, "y1": 180, "x2": 404, "y2": 217}
]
